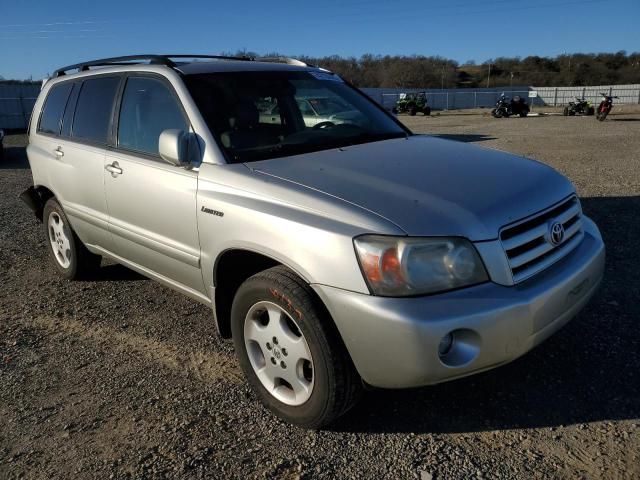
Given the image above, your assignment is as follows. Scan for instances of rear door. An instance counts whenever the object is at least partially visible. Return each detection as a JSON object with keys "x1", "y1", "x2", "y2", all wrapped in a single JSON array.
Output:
[
  {"x1": 103, "y1": 74, "x2": 204, "y2": 294},
  {"x1": 30, "y1": 76, "x2": 120, "y2": 251}
]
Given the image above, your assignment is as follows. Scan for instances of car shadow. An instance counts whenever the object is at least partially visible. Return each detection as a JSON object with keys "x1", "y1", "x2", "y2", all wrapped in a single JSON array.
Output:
[
  {"x1": 610, "y1": 118, "x2": 640, "y2": 122},
  {"x1": 88, "y1": 263, "x2": 148, "y2": 282},
  {"x1": 429, "y1": 133, "x2": 496, "y2": 143},
  {"x1": 331, "y1": 196, "x2": 640, "y2": 434},
  {"x1": 0, "y1": 146, "x2": 30, "y2": 169}
]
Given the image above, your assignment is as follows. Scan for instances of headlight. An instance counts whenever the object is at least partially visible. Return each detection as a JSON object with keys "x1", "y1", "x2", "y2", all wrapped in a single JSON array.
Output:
[{"x1": 353, "y1": 235, "x2": 488, "y2": 296}]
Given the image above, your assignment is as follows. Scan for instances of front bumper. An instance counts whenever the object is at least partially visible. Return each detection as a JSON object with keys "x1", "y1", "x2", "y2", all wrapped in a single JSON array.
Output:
[{"x1": 313, "y1": 217, "x2": 605, "y2": 388}]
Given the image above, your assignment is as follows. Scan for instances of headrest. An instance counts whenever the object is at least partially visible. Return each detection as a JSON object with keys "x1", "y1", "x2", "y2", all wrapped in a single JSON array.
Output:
[{"x1": 230, "y1": 100, "x2": 259, "y2": 130}]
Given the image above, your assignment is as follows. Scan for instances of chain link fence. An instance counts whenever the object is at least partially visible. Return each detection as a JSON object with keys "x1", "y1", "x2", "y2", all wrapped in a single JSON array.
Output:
[
  {"x1": 364, "y1": 84, "x2": 640, "y2": 112},
  {"x1": 379, "y1": 90, "x2": 532, "y2": 111},
  {"x1": 0, "y1": 83, "x2": 40, "y2": 130}
]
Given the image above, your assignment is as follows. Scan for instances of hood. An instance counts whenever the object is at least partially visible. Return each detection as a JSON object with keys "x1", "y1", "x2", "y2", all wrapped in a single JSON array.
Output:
[{"x1": 249, "y1": 135, "x2": 575, "y2": 241}]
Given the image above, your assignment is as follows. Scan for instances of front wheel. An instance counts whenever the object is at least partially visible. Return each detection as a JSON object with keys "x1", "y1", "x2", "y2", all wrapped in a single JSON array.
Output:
[
  {"x1": 597, "y1": 110, "x2": 608, "y2": 121},
  {"x1": 563, "y1": 107, "x2": 569, "y2": 116},
  {"x1": 43, "y1": 198, "x2": 101, "y2": 279},
  {"x1": 409, "y1": 106, "x2": 417, "y2": 116},
  {"x1": 231, "y1": 266, "x2": 361, "y2": 429},
  {"x1": 491, "y1": 108, "x2": 502, "y2": 118},
  {"x1": 423, "y1": 106, "x2": 431, "y2": 116}
]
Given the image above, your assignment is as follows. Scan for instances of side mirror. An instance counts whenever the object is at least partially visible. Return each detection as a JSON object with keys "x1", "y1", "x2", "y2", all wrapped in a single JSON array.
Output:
[{"x1": 159, "y1": 129, "x2": 191, "y2": 166}]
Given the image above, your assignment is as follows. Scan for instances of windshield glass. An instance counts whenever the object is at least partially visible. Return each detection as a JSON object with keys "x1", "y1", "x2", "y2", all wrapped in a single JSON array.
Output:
[{"x1": 185, "y1": 70, "x2": 407, "y2": 163}]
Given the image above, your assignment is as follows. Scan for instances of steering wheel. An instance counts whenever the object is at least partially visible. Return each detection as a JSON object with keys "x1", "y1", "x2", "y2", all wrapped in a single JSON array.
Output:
[{"x1": 313, "y1": 121, "x2": 336, "y2": 130}]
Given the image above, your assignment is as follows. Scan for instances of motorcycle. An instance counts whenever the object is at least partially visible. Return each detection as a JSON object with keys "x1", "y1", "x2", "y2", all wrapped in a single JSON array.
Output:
[
  {"x1": 596, "y1": 93, "x2": 618, "y2": 121},
  {"x1": 491, "y1": 94, "x2": 530, "y2": 118},
  {"x1": 563, "y1": 97, "x2": 594, "y2": 116}
]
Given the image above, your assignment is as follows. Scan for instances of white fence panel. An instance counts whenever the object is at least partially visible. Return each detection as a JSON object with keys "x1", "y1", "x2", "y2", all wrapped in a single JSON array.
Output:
[{"x1": 533, "y1": 84, "x2": 640, "y2": 106}]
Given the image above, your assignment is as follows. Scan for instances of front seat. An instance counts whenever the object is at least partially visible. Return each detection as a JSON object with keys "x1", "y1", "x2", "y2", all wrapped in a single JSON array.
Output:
[{"x1": 221, "y1": 100, "x2": 273, "y2": 150}]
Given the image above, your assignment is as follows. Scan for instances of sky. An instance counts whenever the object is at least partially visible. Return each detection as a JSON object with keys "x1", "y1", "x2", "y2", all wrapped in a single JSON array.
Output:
[{"x1": 2, "y1": 0, "x2": 639, "y2": 80}]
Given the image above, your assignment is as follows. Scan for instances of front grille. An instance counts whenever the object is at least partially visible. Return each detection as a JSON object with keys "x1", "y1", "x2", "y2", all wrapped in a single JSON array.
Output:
[{"x1": 500, "y1": 196, "x2": 583, "y2": 283}]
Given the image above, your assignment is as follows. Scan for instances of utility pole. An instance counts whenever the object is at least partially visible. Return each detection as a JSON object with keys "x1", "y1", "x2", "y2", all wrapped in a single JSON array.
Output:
[{"x1": 486, "y1": 63, "x2": 491, "y2": 88}]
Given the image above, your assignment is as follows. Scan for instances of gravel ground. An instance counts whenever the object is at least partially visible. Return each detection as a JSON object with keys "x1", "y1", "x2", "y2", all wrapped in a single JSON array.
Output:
[{"x1": 1, "y1": 111, "x2": 639, "y2": 479}]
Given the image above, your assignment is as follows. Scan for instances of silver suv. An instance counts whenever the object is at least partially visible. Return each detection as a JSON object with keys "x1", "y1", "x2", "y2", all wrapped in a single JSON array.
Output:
[{"x1": 23, "y1": 55, "x2": 605, "y2": 428}]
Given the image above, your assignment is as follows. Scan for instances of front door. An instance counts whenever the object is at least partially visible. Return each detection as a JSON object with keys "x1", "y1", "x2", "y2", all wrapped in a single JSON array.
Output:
[{"x1": 104, "y1": 75, "x2": 204, "y2": 295}]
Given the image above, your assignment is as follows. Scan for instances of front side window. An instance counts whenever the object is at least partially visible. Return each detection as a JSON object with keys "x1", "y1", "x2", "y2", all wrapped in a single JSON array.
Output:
[
  {"x1": 72, "y1": 76, "x2": 120, "y2": 144},
  {"x1": 38, "y1": 82, "x2": 73, "y2": 135},
  {"x1": 117, "y1": 77, "x2": 188, "y2": 156},
  {"x1": 185, "y1": 71, "x2": 407, "y2": 163},
  {"x1": 297, "y1": 99, "x2": 315, "y2": 116}
]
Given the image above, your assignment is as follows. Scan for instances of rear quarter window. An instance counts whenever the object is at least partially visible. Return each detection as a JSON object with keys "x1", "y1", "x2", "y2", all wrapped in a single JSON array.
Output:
[
  {"x1": 72, "y1": 76, "x2": 120, "y2": 144},
  {"x1": 38, "y1": 83, "x2": 73, "y2": 135}
]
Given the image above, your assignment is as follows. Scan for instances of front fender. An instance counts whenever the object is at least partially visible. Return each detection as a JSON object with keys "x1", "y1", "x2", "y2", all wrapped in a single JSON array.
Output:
[{"x1": 196, "y1": 163, "x2": 404, "y2": 297}]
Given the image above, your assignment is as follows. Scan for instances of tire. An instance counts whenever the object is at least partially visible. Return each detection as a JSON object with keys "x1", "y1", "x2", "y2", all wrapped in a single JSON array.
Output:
[
  {"x1": 423, "y1": 106, "x2": 431, "y2": 116},
  {"x1": 563, "y1": 107, "x2": 569, "y2": 116},
  {"x1": 491, "y1": 108, "x2": 502, "y2": 118},
  {"x1": 597, "y1": 110, "x2": 608, "y2": 121},
  {"x1": 587, "y1": 107, "x2": 595, "y2": 116},
  {"x1": 231, "y1": 266, "x2": 361, "y2": 429},
  {"x1": 519, "y1": 111, "x2": 528, "y2": 117},
  {"x1": 409, "y1": 107, "x2": 417, "y2": 116},
  {"x1": 43, "y1": 198, "x2": 101, "y2": 280}
]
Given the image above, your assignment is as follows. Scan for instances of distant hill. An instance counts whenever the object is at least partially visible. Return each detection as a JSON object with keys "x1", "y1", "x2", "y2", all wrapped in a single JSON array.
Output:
[{"x1": 282, "y1": 51, "x2": 640, "y2": 88}]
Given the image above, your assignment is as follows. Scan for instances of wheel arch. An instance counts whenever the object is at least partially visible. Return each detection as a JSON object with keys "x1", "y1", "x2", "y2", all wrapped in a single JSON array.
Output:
[
  {"x1": 20, "y1": 184, "x2": 56, "y2": 221},
  {"x1": 213, "y1": 248, "x2": 318, "y2": 338}
]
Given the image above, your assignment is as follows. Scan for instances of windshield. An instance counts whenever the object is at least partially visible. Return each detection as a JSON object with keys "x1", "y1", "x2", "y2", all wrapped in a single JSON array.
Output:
[{"x1": 185, "y1": 70, "x2": 407, "y2": 163}]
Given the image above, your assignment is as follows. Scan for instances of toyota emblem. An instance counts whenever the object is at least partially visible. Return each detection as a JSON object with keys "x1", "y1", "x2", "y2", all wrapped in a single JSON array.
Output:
[{"x1": 549, "y1": 221, "x2": 565, "y2": 245}]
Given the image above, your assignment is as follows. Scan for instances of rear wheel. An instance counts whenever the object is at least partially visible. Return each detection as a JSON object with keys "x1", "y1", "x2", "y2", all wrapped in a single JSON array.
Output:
[
  {"x1": 423, "y1": 106, "x2": 431, "y2": 116},
  {"x1": 409, "y1": 106, "x2": 417, "y2": 116},
  {"x1": 563, "y1": 107, "x2": 569, "y2": 116},
  {"x1": 587, "y1": 107, "x2": 595, "y2": 116},
  {"x1": 43, "y1": 198, "x2": 101, "y2": 280},
  {"x1": 231, "y1": 266, "x2": 361, "y2": 429}
]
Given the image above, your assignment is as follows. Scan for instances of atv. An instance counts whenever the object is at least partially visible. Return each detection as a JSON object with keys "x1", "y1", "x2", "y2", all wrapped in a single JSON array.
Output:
[
  {"x1": 563, "y1": 97, "x2": 595, "y2": 116},
  {"x1": 395, "y1": 92, "x2": 431, "y2": 116}
]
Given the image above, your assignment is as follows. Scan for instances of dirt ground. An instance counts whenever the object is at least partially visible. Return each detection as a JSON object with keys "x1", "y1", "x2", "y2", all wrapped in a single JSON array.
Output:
[{"x1": 1, "y1": 111, "x2": 639, "y2": 479}]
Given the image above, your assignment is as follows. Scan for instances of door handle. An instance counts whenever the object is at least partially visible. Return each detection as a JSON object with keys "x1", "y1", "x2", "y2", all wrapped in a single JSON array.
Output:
[
  {"x1": 54, "y1": 146, "x2": 64, "y2": 158},
  {"x1": 105, "y1": 162, "x2": 123, "y2": 176}
]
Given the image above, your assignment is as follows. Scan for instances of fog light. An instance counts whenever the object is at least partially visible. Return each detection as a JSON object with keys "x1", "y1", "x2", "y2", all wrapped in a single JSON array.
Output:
[{"x1": 438, "y1": 332, "x2": 454, "y2": 357}]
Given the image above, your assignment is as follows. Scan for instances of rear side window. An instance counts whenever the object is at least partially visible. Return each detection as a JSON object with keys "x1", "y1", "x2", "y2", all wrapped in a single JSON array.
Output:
[
  {"x1": 61, "y1": 83, "x2": 80, "y2": 138},
  {"x1": 72, "y1": 76, "x2": 120, "y2": 144},
  {"x1": 38, "y1": 83, "x2": 73, "y2": 135},
  {"x1": 117, "y1": 77, "x2": 188, "y2": 156}
]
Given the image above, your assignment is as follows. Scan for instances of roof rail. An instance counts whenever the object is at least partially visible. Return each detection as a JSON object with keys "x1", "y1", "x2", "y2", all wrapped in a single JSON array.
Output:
[
  {"x1": 52, "y1": 54, "x2": 253, "y2": 78},
  {"x1": 256, "y1": 56, "x2": 310, "y2": 67}
]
